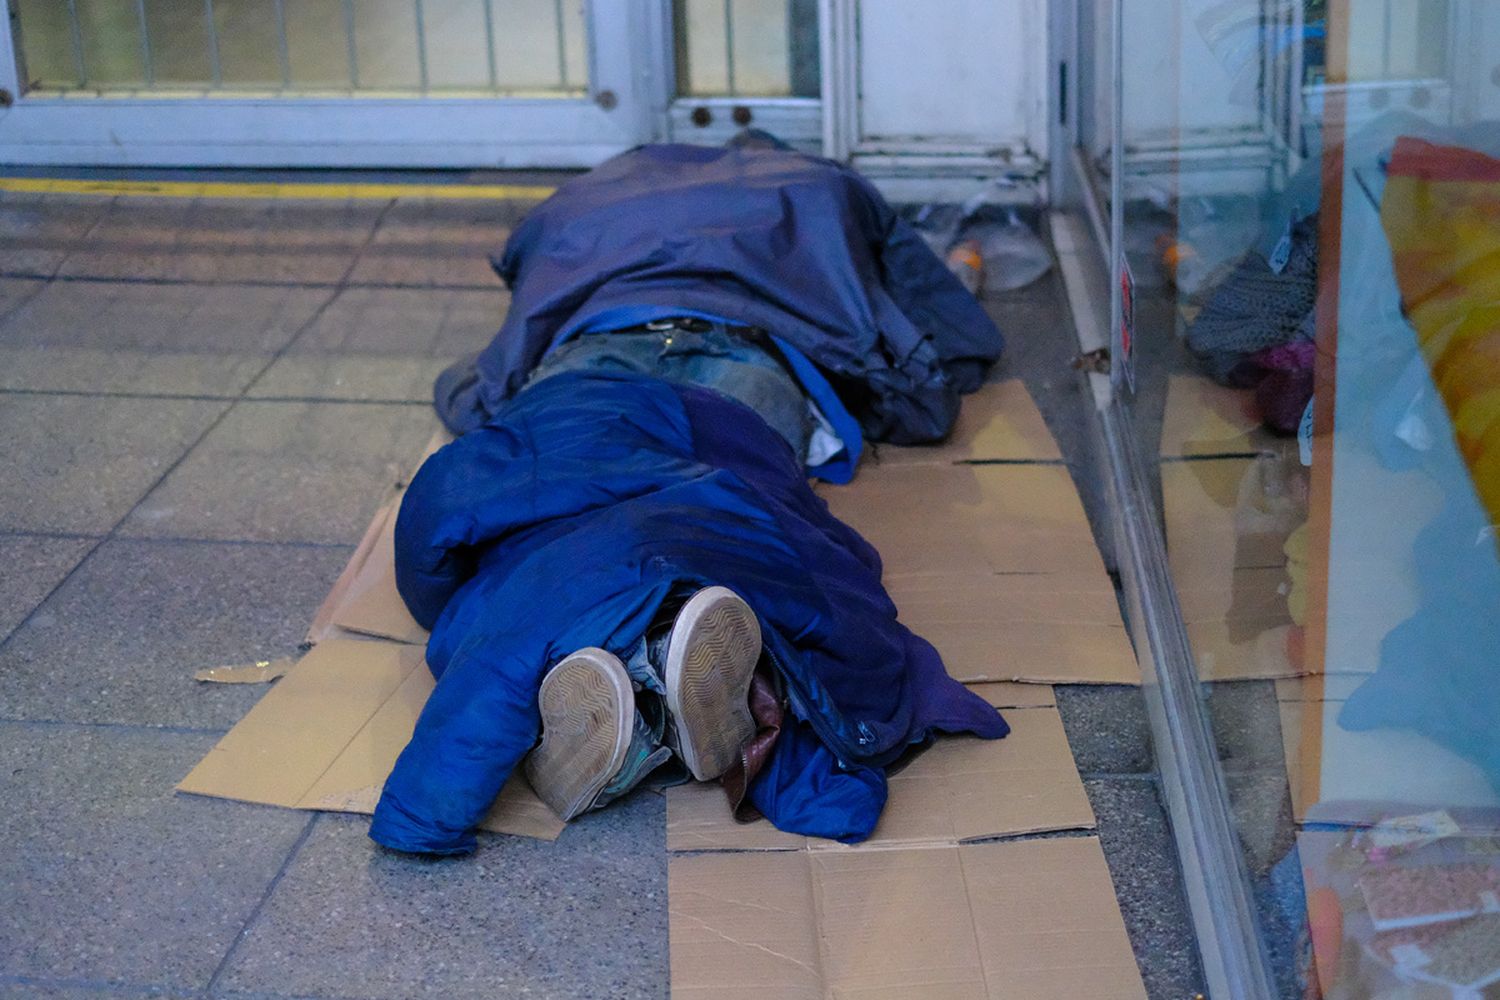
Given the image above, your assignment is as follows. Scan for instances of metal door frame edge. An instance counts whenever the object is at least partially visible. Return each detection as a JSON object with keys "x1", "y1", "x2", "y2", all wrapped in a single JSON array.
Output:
[{"x1": 1051, "y1": 212, "x2": 1279, "y2": 1000}]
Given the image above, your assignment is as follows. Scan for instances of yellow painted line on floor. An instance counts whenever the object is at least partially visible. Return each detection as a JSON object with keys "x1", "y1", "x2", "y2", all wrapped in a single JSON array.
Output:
[{"x1": 0, "y1": 176, "x2": 556, "y2": 201}]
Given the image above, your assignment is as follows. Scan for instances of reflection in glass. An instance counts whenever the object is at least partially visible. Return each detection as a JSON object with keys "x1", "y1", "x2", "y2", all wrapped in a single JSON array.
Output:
[
  {"x1": 1115, "y1": 0, "x2": 1500, "y2": 993},
  {"x1": 673, "y1": 0, "x2": 819, "y2": 98}
]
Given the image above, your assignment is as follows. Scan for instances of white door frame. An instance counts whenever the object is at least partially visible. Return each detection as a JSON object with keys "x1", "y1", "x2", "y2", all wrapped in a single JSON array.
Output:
[
  {"x1": 819, "y1": 0, "x2": 1050, "y2": 203},
  {"x1": 0, "y1": 2, "x2": 661, "y2": 168}
]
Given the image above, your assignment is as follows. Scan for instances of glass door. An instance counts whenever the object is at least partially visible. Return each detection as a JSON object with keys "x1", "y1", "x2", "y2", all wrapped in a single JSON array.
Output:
[
  {"x1": 0, "y1": 0, "x2": 659, "y2": 167},
  {"x1": 665, "y1": 0, "x2": 822, "y2": 148}
]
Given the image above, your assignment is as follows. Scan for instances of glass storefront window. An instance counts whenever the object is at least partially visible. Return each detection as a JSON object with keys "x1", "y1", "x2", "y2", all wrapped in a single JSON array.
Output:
[
  {"x1": 1114, "y1": 0, "x2": 1500, "y2": 994},
  {"x1": 672, "y1": 0, "x2": 819, "y2": 98},
  {"x1": 10, "y1": 0, "x2": 588, "y2": 95}
]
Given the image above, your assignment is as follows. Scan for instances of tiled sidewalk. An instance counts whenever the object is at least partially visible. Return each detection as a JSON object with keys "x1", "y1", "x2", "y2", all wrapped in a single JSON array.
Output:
[{"x1": 0, "y1": 187, "x2": 1205, "y2": 999}]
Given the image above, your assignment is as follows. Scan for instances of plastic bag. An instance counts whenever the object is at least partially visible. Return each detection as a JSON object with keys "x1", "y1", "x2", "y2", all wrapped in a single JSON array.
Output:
[
  {"x1": 908, "y1": 204, "x2": 1052, "y2": 294},
  {"x1": 964, "y1": 208, "x2": 1053, "y2": 292}
]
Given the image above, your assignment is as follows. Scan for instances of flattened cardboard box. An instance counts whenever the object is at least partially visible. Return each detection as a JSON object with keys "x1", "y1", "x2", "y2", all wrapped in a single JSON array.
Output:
[
  {"x1": 1160, "y1": 374, "x2": 1287, "y2": 458},
  {"x1": 177, "y1": 639, "x2": 564, "y2": 840},
  {"x1": 886, "y1": 569, "x2": 1139, "y2": 685},
  {"x1": 318, "y1": 495, "x2": 427, "y2": 645},
  {"x1": 821, "y1": 463, "x2": 1109, "y2": 577},
  {"x1": 869, "y1": 378, "x2": 1061, "y2": 466},
  {"x1": 306, "y1": 428, "x2": 449, "y2": 646},
  {"x1": 1161, "y1": 456, "x2": 1305, "y2": 575},
  {"x1": 1162, "y1": 456, "x2": 1311, "y2": 680},
  {"x1": 667, "y1": 684, "x2": 1095, "y2": 853},
  {"x1": 669, "y1": 836, "x2": 1148, "y2": 1000}
]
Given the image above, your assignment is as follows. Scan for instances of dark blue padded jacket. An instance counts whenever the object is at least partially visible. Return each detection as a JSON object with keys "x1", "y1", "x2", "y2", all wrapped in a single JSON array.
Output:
[
  {"x1": 372, "y1": 371, "x2": 1008, "y2": 855},
  {"x1": 434, "y1": 142, "x2": 1004, "y2": 446}
]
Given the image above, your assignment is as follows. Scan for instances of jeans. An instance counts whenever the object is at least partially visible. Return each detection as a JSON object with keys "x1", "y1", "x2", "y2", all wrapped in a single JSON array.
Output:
[
  {"x1": 526, "y1": 323, "x2": 814, "y2": 464},
  {"x1": 588, "y1": 620, "x2": 683, "y2": 810},
  {"x1": 528, "y1": 323, "x2": 810, "y2": 811}
]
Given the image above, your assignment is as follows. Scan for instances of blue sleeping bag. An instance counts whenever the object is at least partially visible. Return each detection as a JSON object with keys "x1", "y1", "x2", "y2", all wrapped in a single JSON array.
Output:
[{"x1": 372, "y1": 371, "x2": 1008, "y2": 855}]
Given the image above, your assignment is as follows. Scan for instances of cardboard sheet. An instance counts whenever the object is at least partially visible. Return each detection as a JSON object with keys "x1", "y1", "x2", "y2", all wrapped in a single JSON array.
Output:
[
  {"x1": 821, "y1": 462, "x2": 1109, "y2": 577},
  {"x1": 177, "y1": 639, "x2": 564, "y2": 840},
  {"x1": 869, "y1": 379, "x2": 1062, "y2": 465},
  {"x1": 820, "y1": 462, "x2": 1136, "y2": 684},
  {"x1": 669, "y1": 836, "x2": 1148, "y2": 1000},
  {"x1": 1162, "y1": 455, "x2": 1311, "y2": 680},
  {"x1": 193, "y1": 657, "x2": 294, "y2": 684},
  {"x1": 887, "y1": 569, "x2": 1139, "y2": 685},
  {"x1": 1159, "y1": 374, "x2": 1285, "y2": 457},
  {"x1": 325, "y1": 497, "x2": 427, "y2": 645},
  {"x1": 306, "y1": 428, "x2": 450, "y2": 646},
  {"x1": 667, "y1": 689, "x2": 1095, "y2": 853},
  {"x1": 1274, "y1": 673, "x2": 1368, "y2": 702},
  {"x1": 1186, "y1": 621, "x2": 1303, "y2": 681},
  {"x1": 1161, "y1": 456, "x2": 1306, "y2": 574}
]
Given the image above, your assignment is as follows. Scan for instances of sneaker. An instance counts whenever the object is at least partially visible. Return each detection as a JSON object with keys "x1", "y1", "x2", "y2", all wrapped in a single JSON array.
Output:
[
  {"x1": 526, "y1": 647, "x2": 633, "y2": 821},
  {"x1": 663, "y1": 586, "x2": 761, "y2": 781}
]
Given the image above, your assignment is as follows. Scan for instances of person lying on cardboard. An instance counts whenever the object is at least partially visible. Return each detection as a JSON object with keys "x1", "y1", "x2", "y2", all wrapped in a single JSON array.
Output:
[{"x1": 369, "y1": 135, "x2": 1010, "y2": 855}]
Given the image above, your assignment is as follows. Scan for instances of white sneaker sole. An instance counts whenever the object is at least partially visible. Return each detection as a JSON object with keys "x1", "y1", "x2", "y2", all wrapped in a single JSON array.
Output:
[
  {"x1": 664, "y1": 586, "x2": 761, "y2": 782},
  {"x1": 525, "y1": 647, "x2": 633, "y2": 821}
]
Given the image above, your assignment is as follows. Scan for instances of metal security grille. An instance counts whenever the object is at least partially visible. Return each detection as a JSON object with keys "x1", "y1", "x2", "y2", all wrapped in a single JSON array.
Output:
[
  {"x1": 11, "y1": 0, "x2": 587, "y2": 95},
  {"x1": 672, "y1": 0, "x2": 818, "y2": 98}
]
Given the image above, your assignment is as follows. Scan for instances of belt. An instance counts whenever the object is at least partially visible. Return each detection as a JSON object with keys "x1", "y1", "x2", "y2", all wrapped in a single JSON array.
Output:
[
  {"x1": 611, "y1": 316, "x2": 798, "y2": 382},
  {"x1": 618, "y1": 315, "x2": 769, "y2": 342}
]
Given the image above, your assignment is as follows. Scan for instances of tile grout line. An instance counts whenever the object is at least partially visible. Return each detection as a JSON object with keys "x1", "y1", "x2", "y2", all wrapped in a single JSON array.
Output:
[
  {"x1": 200, "y1": 813, "x2": 322, "y2": 999},
  {"x1": 0, "y1": 716, "x2": 232, "y2": 736},
  {"x1": 0, "y1": 386, "x2": 433, "y2": 406},
  {"x1": 1078, "y1": 770, "x2": 1162, "y2": 782},
  {"x1": 0, "y1": 276, "x2": 52, "y2": 326},
  {"x1": 0, "y1": 274, "x2": 354, "y2": 659},
  {"x1": 28, "y1": 193, "x2": 132, "y2": 291},
  {"x1": 0, "y1": 197, "x2": 119, "y2": 325},
  {"x1": 1, "y1": 199, "x2": 399, "y2": 681},
  {"x1": 0, "y1": 268, "x2": 506, "y2": 293},
  {"x1": 237, "y1": 199, "x2": 400, "y2": 400},
  {"x1": 0, "y1": 972, "x2": 191, "y2": 997},
  {"x1": 0, "y1": 528, "x2": 356, "y2": 550}
]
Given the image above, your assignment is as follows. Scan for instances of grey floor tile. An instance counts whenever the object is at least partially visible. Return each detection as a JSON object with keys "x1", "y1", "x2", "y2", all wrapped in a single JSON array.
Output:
[
  {"x1": 0, "y1": 281, "x2": 331, "y2": 395},
  {"x1": 1226, "y1": 769, "x2": 1296, "y2": 879},
  {"x1": 1226, "y1": 770, "x2": 1304, "y2": 998},
  {"x1": 0, "y1": 982, "x2": 193, "y2": 999},
  {"x1": 0, "y1": 194, "x2": 113, "y2": 277},
  {"x1": 345, "y1": 198, "x2": 531, "y2": 287},
  {"x1": 0, "y1": 394, "x2": 228, "y2": 534},
  {"x1": 1204, "y1": 679, "x2": 1289, "y2": 771},
  {"x1": 1084, "y1": 778, "x2": 1207, "y2": 1000},
  {"x1": 121, "y1": 401, "x2": 438, "y2": 545},
  {"x1": 0, "y1": 534, "x2": 98, "y2": 642},
  {"x1": 0, "y1": 277, "x2": 47, "y2": 323},
  {"x1": 1055, "y1": 684, "x2": 1154, "y2": 774},
  {"x1": 0, "y1": 723, "x2": 311, "y2": 990},
  {"x1": 247, "y1": 287, "x2": 505, "y2": 401},
  {"x1": 0, "y1": 538, "x2": 351, "y2": 728},
  {"x1": 56, "y1": 199, "x2": 384, "y2": 285},
  {"x1": 219, "y1": 794, "x2": 668, "y2": 1000},
  {"x1": 248, "y1": 357, "x2": 451, "y2": 405}
]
